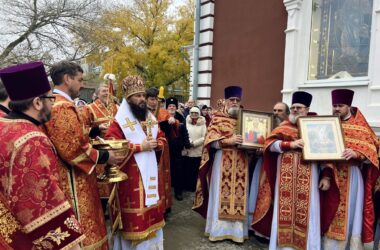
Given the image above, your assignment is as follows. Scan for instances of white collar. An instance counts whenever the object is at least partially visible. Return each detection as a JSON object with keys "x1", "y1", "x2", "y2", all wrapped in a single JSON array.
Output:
[{"x1": 53, "y1": 89, "x2": 74, "y2": 102}]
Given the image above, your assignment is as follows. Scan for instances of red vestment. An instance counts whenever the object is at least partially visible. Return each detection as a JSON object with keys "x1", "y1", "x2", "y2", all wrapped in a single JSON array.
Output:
[
  {"x1": 252, "y1": 120, "x2": 336, "y2": 249},
  {"x1": 82, "y1": 98, "x2": 119, "y2": 199},
  {"x1": 44, "y1": 94, "x2": 108, "y2": 249},
  {"x1": 106, "y1": 120, "x2": 166, "y2": 241},
  {"x1": 193, "y1": 110, "x2": 248, "y2": 221},
  {"x1": 0, "y1": 117, "x2": 85, "y2": 249},
  {"x1": 325, "y1": 108, "x2": 379, "y2": 244},
  {"x1": 156, "y1": 108, "x2": 172, "y2": 211},
  {"x1": 0, "y1": 192, "x2": 34, "y2": 250}
]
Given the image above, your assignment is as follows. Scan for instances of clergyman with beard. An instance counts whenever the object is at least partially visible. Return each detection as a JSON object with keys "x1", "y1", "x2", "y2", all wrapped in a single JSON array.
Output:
[
  {"x1": 0, "y1": 62, "x2": 85, "y2": 249},
  {"x1": 193, "y1": 86, "x2": 252, "y2": 243},
  {"x1": 84, "y1": 83, "x2": 119, "y2": 139},
  {"x1": 105, "y1": 75, "x2": 167, "y2": 249},
  {"x1": 272, "y1": 101, "x2": 290, "y2": 128},
  {"x1": 160, "y1": 96, "x2": 191, "y2": 201},
  {"x1": 251, "y1": 91, "x2": 334, "y2": 249}
]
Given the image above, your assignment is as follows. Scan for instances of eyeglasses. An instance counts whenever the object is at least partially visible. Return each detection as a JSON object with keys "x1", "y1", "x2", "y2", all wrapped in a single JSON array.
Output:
[
  {"x1": 273, "y1": 109, "x2": 284, "y2": 112},
  {"x1": 290, "y1": 106, "x2": 306, "y2": 111},
  {"x1": 40, "y1": 95, "x2": 56, "y2": 102}
]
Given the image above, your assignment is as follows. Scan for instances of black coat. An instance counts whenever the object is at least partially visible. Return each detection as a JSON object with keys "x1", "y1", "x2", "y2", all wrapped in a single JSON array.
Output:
[{"x1": 159, "y1": 111, "x2": 191, "y2": 157}]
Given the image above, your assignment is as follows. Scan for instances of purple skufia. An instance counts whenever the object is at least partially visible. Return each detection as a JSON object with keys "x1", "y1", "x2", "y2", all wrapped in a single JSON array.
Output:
[
  {"x1": 0, "y1": 61, "x2": 51, "y2": 101},
  {"x1": 224, "y1": 86, "x2": 242, "y2": 99},
  {"x1": 331, "y1": 89, "x2": 354, "y2": 106},
  {"x1": 292, "y1": 91, "x2": 312, "y2": 107}
]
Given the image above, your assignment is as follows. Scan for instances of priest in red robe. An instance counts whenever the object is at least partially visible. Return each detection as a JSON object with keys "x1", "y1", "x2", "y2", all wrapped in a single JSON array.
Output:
[
  {"x1": 0, "y1": 61, "x2": 85, "y2": 249},
  {"x1": 44, "y1": 61, "x2": 124, "y2": 249},
  {"x1": 252, "y1": 91, "x2": 335, "y2": 250},
  {"x1": 193, "y1": 86, "x2": 250, "y2": 243},
  {"x1": 106, "y1": 76, "x2": 166, "y2": 249},
  {"x1": 82, "y1": 82, "x2": 119, "y2": 207},
  {"x1": 322, "y1": 89, "x2": 379, "y2": 249}
]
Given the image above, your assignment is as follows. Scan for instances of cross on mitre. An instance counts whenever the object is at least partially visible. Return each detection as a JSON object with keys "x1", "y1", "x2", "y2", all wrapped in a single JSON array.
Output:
[
  {"x1": 123, "y1": 118, "x2": 137, "y2": 131},
  {"x1": 141, "y1": 114, "x2": 158, "y2": 137}
]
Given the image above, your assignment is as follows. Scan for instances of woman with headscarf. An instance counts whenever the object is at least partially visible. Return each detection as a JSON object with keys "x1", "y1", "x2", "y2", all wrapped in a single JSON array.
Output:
[{"x1": 182, "y1": 106, "x2": 207, "y2": 191}]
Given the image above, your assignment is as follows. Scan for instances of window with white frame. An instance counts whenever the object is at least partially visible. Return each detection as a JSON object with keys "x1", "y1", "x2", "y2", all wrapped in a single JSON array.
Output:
[{"x1": 308, "y1": 0, "x2": 373, "y2": 80}]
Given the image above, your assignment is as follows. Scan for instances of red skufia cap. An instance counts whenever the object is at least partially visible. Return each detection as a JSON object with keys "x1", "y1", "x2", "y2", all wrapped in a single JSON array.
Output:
[
  {"x1": 0, "y1": 61, "x2": 51, "y2": 101},
  {"x1": 331, "y1": 89, "x2": 354, "y2": 106}
]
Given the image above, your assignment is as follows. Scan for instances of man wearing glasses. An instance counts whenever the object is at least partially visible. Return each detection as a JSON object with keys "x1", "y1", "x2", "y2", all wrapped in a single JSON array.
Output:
[
  {"x1": 44, "y1": 60, "x2": 124, "y2": 249},
  {"x1": 252, "y1": 91, "x2": 333, "y2": 250},
  {"x1": 0, "y1": 61, "x2": 85, "y2": 249}
]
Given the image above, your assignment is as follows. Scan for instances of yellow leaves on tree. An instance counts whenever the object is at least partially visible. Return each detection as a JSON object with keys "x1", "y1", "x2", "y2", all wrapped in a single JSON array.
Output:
[{"x1": 87, "y1": 0, "x2": 194, "y2": 94}]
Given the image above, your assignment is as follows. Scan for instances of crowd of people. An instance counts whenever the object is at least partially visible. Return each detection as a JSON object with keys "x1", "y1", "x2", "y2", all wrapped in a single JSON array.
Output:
[{"x1": 0, "y1": 60, "x2": 379, "y2": 250}]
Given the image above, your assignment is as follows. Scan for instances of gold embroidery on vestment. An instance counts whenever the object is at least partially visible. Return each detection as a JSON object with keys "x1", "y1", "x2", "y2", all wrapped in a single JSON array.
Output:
[
  {"x1": 0, "y1": 202, "x2": 21, "y2": 243},
  {"x1": 32, "y1": 227, "x2": 70, "y2": 249}
]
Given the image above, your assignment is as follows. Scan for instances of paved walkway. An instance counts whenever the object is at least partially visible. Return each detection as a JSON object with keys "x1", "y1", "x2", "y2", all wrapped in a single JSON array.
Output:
[{"x1": 163, "y1": 192, "x2": 269, "y2": 250}]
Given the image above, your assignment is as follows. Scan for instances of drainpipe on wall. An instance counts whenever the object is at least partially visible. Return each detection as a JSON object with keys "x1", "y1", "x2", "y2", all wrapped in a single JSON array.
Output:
[{"x1": 192, "y1": 0, "x2": 201, "y2": 100}]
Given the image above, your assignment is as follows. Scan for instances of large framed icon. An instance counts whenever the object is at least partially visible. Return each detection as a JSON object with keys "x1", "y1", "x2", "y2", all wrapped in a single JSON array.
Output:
[
  {"x1": 298, "y1": 116, "x2": 345, "y2": 161},
  {"x1": 237, "y1": 109, "x2": 273, "y2": 149}
]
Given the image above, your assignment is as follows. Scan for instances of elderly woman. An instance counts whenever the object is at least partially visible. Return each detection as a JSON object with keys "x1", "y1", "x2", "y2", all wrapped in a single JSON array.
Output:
[{"x1": 182, "y1": 106, "x2": 207, "y2": 192}]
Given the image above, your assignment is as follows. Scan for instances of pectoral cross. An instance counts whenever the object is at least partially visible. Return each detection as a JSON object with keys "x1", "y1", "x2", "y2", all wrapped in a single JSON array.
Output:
[
  {"x1": 141, "y1": 114, "x2": 158, "y2": 137},
  {"x1": 123, "y1": 118, "x2": 137, "y2": 131}
]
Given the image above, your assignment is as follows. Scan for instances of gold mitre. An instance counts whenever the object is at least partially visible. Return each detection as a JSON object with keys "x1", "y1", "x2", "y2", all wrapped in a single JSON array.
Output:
[{"x1": 122, "y1": 75, "x2": 145, "y2": 98}]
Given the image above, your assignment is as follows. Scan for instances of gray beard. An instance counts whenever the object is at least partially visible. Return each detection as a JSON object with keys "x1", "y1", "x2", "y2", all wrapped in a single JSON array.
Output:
[
  {"x1": 273, "y1": 116, "x2": 283, "y2": 127},
  {"x1": 289, "y1": 113, "x2": 299, "y2": 124},
  {"x1": 228, "y1": 107, "x2": 239, "y2": 117}
]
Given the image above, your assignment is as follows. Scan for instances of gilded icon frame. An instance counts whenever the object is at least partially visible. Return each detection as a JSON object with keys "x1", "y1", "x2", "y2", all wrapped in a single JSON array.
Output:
[
  {"x1": 298, "y1": 116, "x2": 345, "y2": 161},
  {"x1": 237, "y1": 109, "x2": 273, "y2": 149}
]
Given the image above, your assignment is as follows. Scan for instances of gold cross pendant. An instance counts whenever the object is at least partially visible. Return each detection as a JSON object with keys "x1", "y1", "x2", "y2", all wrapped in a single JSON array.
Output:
[{"x1": 123, "y1": 118, "x2": 137, "y2": 131}]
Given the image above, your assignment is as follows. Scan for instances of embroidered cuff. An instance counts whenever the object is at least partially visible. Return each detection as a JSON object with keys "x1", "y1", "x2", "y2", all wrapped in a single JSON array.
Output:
[
  {"x1": 129, "y1": 143, "x2": 142, "y2": 152},
  {"x1": 280, "y1": 141, "x2": 292, "y2": 151}
]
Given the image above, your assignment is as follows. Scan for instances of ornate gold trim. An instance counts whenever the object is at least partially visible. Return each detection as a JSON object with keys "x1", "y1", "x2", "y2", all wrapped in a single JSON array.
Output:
[
  {"x1": 122, "y1": 200, "x2": 162, "y2": 213},
  {"x1": 14, "y1": 131, "x2": 46, "y2": 149},
  {"x1": 61, "y1": 234, "x2": 86, "y2": 250},
  {"x1": 345, "y1": 137, "x2": 377, "y2": 153},
  {"x1": 120, "y1": 220, "x2": 165, "y2": 241},
  {"x1": 24, "y1": 201, "x2": 71, "y2": 233},
  {"x1": 0, "y1": 202, "x2": 21, "y2": 244},
  {"x1": 53, "y1": 100, "x2": 70, "y2": 108},
  {"x1": 82, "y1": 235, "x2": 108, "y2": 250},
  {"x1": 0, "y1": 118, "x2": 34, "y2": 125}
]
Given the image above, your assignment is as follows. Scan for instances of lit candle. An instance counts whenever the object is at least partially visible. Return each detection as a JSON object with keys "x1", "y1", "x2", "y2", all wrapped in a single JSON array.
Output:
[{"x1": 158, "y1": 86, "x2": 165, "y2": 99}]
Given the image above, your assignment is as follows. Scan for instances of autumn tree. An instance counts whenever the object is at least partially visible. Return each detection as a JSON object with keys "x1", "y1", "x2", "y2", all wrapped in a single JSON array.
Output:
[
  {"x1": 0, "y1": 0, "x2": 102, "y2": 66},
  {"x1": 86, "y1": 0, "x2": 194, "y2": 93}
]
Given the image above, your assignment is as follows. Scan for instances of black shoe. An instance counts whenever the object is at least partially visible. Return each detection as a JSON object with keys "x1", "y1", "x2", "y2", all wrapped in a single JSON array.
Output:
[{"x1": 175, "y1": 193, "x2": 183, "y2": 201}]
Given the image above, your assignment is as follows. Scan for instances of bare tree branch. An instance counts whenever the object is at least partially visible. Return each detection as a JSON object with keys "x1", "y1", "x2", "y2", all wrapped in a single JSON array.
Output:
[{"x1": 0, "y1": 0, "x2": 102, "y2": 65}]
